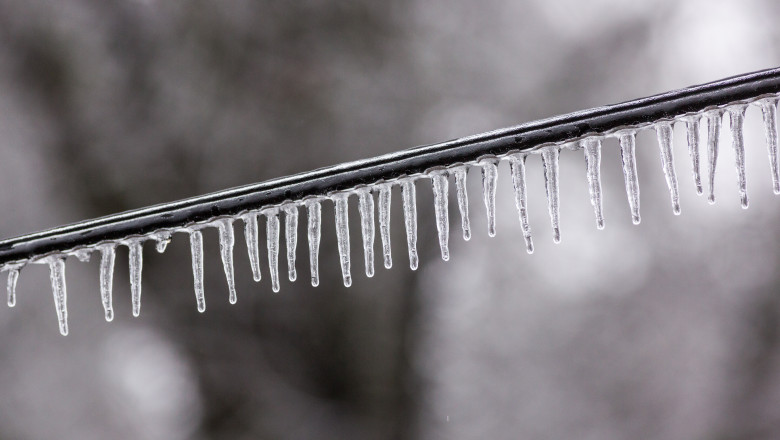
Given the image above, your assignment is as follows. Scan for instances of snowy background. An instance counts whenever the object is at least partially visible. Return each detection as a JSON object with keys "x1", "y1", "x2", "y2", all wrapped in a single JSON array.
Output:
[{"x1": 0, "y1": 0, "x2": 780, "y2": 439}]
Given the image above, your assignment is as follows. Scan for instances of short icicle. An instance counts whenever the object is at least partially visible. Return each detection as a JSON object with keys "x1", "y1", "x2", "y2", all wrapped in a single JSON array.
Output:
[
  {"x1": 509, "y1": 154, "x2": 534, "y2": 253},
  {"x1": 189, "y1": 230, "x2": 206, "y2": 312},
  {"x1": 685, "y1": 116, "x2": 703, "y2": 195},
  {"x1": 760, "y1": 98, "x2": 780, "y2": 194},
  {"x1": 655, "y1": 122, "x2": 681, "y2": 215},
  {"x1": 481, "y1": 160, "x2": 498, "y2": 237},
  {"x1": 283, "y1": 205, "x2": 298, "y2": 282},
  {"x1": 729, "y1": 105, "x2": 749, "y2": 208},
  {"x1": 706, "y1": 109, "x2": 723, "y2": 204},
  {"x1": 357, "y1": 189, "x2": 376, "y2": 277},
  {"x1": 333, "y1": 194, "x2": 352, "y2": 287},
  {"x1": 98, "y1": 244, "x2": 116, "y2": 321},
  {"x1": 128, "y1": 240, "x2": 143, "y2": 317},
  {"x1": 242, "y1": 213, "x2": 262, "y2": 282},
  {"x1": 216, "y1": 219, "x2": 238, "y2": 304},
  {"x1": 6, "y1": 266, "x2": 19, "y2": 308},
  {"x1": 305, "y1": 200, "x2": 321, "y2": 286},
  {"x1": 155, "y1": 231, "x2": 172, "y2": 253},
  {"x1": 378, "y1": 184, "x2": 393, "y2": 269},
  {"x1": 619, "y1": 131, "x2": 641, "y2": 225},
  {"x1": 582, "y1": 138, "x2": 605, "y2": 229},
  {"x1": 48, "y1": 257, "x2": 68, "y2": 336},
  {"x1": 266, "y1": 209, "x2": 281, "y2": 292},
  {"x1": 541, "y1": 147, "x2": 561, "y2": 242},
  {"x1": 401, "y1": 179, "x2": 419, "y2": 270},
  {"x1": 431, "y1": 172, "x2": 450, "y2": 261},
  {"x1": 453, "y1": 167, "x2": 471, "y2": 241}
]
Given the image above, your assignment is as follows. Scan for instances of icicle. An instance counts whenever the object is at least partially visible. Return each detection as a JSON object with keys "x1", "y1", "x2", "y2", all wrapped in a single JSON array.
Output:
[
  {"x1": 155, "y1": 231, "x2": 172, "y2": 253},
  {"x1": 431, "y1": 172, "x2": 450, "y2": 261},
  {"x1": 48, "y1": 257, "x2": 68, "y2": 336},
  {"x1": 619, "y1": 132, "x2": 641, "y2": 225},
  {"x1": 685, "y1": 116, "x2": 703, "y2": 195},
  {"x1": 216, "y1": 219, "x2": 237, "y2": 304},
  {"x1": 356, "y1": 189, "x2": 375, "y2": 277},
  {"x1": 6, "y1": 266, "x2": 19, "y2": 308},
  {"x1": 508, "y1": 154, "x2": 534, "y2": 253},
  {"x1": 655, "y1": 122, "x2": 681, "y2": 215},
  {"x1": 305, "y1": 200, "x2": 321, "y2": 286},
  {"x1": 333, "y1": 194, "x2": 352, "y2": 287},
  {"x1": 453, "y1": 167, "x2": 471, "y2": 241},
  {"x1": 401, "y1": 179, "x2": 419, "y2": 270},
  {"x1": 189, "y1": 230, "x2": 206, "y2": 313},
  {"x1": 128, "y1": 240, "x2": 143, "y2": 317},
  {"x1": 98, "y1": 245, "x2": 115, "y2": 321},
  {"x1": 481, "y1": 160, "x2": 498, "y2": 237},
  {"x1": 729, "y1": 105, "x2": 749, "y2": 208},
  {"x1": 706, "y1": 109, "x2": 723, "y2": 204},
  {"x1": 582, "y1": 138, "x2": 605, "y2": 229},
  {"x1": 266, "y1": 209, "x2": 281, "y2": 292},
  {"x1": 242, "y1": 213, "x2": 262, "y2": 282},
  {"x1": 541, "y1": 147, "x2": 561, "y2": 242},
  {"x1": 283, "y1": 205, "x2": 298, "y2": 282},
  {"x1": 74, "y1": 249, "x2": 91, "y2": 262},
  {"x1": 378, "y1": 184, "x2": 393, "y2": 269},
  {"x1": 760, "y1": 98, "x2": 780, "y2": 194}
]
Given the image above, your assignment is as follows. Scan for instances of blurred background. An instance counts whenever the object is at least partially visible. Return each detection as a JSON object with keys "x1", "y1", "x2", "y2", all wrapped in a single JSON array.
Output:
[{"x1": 0, "y1": 0, "x2": 779, "y2": 439}]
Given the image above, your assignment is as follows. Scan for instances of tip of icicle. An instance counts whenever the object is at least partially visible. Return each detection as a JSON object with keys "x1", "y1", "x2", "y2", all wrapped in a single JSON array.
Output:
[
  {"x1": 526, "y1": 239, "x2": 534, "y2": 254},
  {"x1": 596, "y1": 219, "x2": 605, "y2": 230},
  {"x1": 105, "y1": 310, "x2": 114, "y2": 322},
  {"x1": 708, "y1": 194, "x2": 716, "y2": 205},
  {"x1": 410, "y1": 255, "x2": 419, "y2": 271},
  {"x1": 59, "y1": 326, "x2": 68, "y2": 336},
  {"x1": 7, "y1": 300, "x2": 15, "y2": 308},
  {"x1": 311, "y1": 278, "x2": 319, "y2": 287},
  {"x1": 673, "y1": 204, "x2": 681, "y2": 216},
  {"x1": 343, "y1": 277, "x2": 352, "y2": 287},
  {"x1": 632, "y1": 215, "x2": 641, "y2": 225},
  {"x1": 463, "y1": 231, "x2": 471, "y2": 241},
  {"x1": 197, "y1": 304, "x2": 206, "y2": 313},
  {"x1": 384, "y1": 257, "x2": 392, "y2": 269},
  {"x1": 552, "y1": 228, "x2": 561, "y2": 244},
  {"x1": 488, "y1": 228, "x2": 496, "y2": 238},
  {"x1": 229, "y1": 295, "x2": 237, "y2": 305},
  {"x1": 366, "y1": 269, "x2": 375, "y2": 278},
  {"x1": 774, "y1": 185, "x2": 780, "y2": 195},
  {"x1": 132, "y1": 310, "x2": 140, "y2": 318},
  {"x1": 272, "y1": 284, "x2": 281, "y2": 293},
  {"x1": 696, "y1": 186, "x2": 703, "y2": 195},
  {"x1": 289, "y1": 271, "x2": 297, "y2": 282},
  {"x1": 253, "y1": 274, "x2": 262, "y2": 282},
  {"x1": 741, "y1": 196, "x2": 749, "y2": 209}
]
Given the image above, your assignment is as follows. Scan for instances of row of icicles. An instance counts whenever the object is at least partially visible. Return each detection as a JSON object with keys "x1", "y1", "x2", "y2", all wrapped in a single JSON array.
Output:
[{"x1": 3, "y1": 97, "x2": 780, "y2": 335}]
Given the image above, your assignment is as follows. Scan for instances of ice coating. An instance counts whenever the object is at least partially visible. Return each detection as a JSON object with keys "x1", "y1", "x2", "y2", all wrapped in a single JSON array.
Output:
[
  {"x1": 655, "y1": 122, "x2": 681, "y2": 215},
  {"x1": 6, "y1": 266, "x2": 19, "y2": 308},
  {"x1": 155, "y1": 231, "x2": 172, "y2": 253},
  {"x1": 357, "y1": 189, "x2": 376, "y2": 277},
  {"x1": 378, "y1": 184, "x2": 393, "y2": 269},
  {"x1": 74, "y1": 249, "x2": 91, "y2": 262},
  {"x1": 216, "y1": 219, "x2": 238, "y2": 304},
  {"x1": 508, "y1": 154, "x2": 534, "y2": 253},
  {"x1": 431, "y1": 172, "x2": 450, "y2": 261},
  {"x1": 128, "y1": 240, "x2": 143, "y2": 317},
  {"x1": 189, "y1": 230, "x2": 206, "y2": 313},
  {"x1": 453, "y1": 167, "x2": 471, "y2": 241},
  {"x1": 541, "y1": 147, "x2": 561, "y2": 242},
  {"x1": 481, "y1": 160, "x2": 498, "y2": 237},
  {"x1": 283, "y1": 205, "x2": 298, "y2": 282},
  {"x1": 48, "y1": 257, "x2": 68, "y2": 336},
  {"x1": 333, "y1": 194, "x2": 352, "y2": 287},
  {"x1": 729, "y1": 105, "x2": 749, "y2": 208},
  {"x1": 305, "y1": 200, "x2": 321, "y2": 286},
  {"x1": 242, "y1": 213, "x2": 262, "y2": 282},
  {"x1": 760, "y1": 98, "x2": 780, "y2": 194},
  {"x1": 98, "y1": 245, "x2": 115, "y2": 321},
  {"x1": 582, "y1": 138, "x2": 605, "y2": 229},
  {"x1": 619, "y1": 131, "x2": 641, "y2": 225},
  {"x1": 266, "y1": 209, "x2": 281, "y2": 292},
  {"x1": 685, "y1": 116, "x2": 703, "y2": 195},
  {"x1": 706, "y1": 109, "x2": 723, "y2": 204},
  {"x1": 401, "y1": 179, "x2": 419, "y2": 270}
]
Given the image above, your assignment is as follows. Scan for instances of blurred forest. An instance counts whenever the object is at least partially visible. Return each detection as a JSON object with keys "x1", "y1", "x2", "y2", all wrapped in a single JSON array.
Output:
[{"x1": 1, "y1": 0, "x2": 780, "y2": 439}]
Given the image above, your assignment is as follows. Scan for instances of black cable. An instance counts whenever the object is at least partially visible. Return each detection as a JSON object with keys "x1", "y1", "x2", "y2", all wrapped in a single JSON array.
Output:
[{"x1": 1, "y1": 67, "x2": 779, "y2": 264}]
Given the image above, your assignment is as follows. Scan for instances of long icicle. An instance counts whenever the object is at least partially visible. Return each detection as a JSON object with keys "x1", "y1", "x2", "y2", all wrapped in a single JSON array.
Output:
[
  {"x1": 283, "y1": 205, "x2": 298, "y2": 282},
  {"x1": 378, "y1": 184, "x2": 393, "y2": 269},
  {"x1": 431, "y1": 172, "x2": 450, "y2": 261},
  {"x1": 760, "y1": 98, "x2": 780, "y2": 194},
  {"x1": 189, "y1": 229, "x2": 206, "y2": 312},
  {"x1": 685, "y1": 116, "x2": 703, "y2": 195},
  {"x1": 542, "y1": 147, "x2": 561, "y2": 242},
  {"x1": 357, "y1": 189, "x2": 376, "y2": 277},
  {"x1": 729, "y1": 105, "x2": 749, "y2": 208},
  {"x1": 401, "y1": 179, "x2": 419, "y2": 270},
  {"x1": 48, "y1": 257, "x2": 68, "y2": 336},
  {"x1": 706, "y1": 109, "x2": 723, "y2": 204},
  {"x1": 216, "y1": 219, "x2": 238, "y2": 304},
  {"x1": 619, "y1": 131, "x2": 641, "y2": 225},
  {"x1": 453, "y1": 167, "x2": 471, "y2": 241},
  {"x1": 583, "y1": 138, "x2": 605, "y2": 229},
  {"x1": 305, "y1": 200, "x2": 321, "y2": 286},
  {"x1": 98, "y1": 244, "x2": 115, "y2": 321},
  {"x1": 266, "y1": 209, "x2": 281, "y2": 292},
  {"x1": 128, "y1": 240, "x2": 143, "y2": 317},
  {"x1": 242, "y1": 213, "x2": 262, "y2": 282},
  {"x1": 656, "y1": 122, "x2": 681, "y2": 215},
  {"x1": 333, "y1": 193, "x2": 352, "y2": 287},
  {"x1": 481, "y1": 160, "x2": 498, "y2": 237},
  {"x1": 509, "y1": 154, "x2": 534, "y2": 253}
]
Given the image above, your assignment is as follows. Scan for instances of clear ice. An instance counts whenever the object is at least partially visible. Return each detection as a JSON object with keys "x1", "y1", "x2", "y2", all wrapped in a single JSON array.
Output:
[
  {"x1": 305, "y1": 200, "x2": 322, "y2": 286},
  {"x1": 685, "y1": 116, "x2": 703, "y2": 195},
  {"x1": 706, "y1": 109, "x2": 723, "y2": 204},
  {"x1": 128, "y1": 240, "x2": 143, "y2": 317},
  {"x1": 266, "y1": 209, "x2": 281, "y2": 292},
  {"x1": 283, "y1": 205, "x2": 298, "y2": 282},
  {"x1": 619, "y1": 131, "x2": 641, "y2": 225},
  {"x1": 48, "y1": 257, "x2": 68, "y2": 336},
  {"x1": 401, "y1": 179, "x2": 419, "y2": 270},
  {"x1": 216, "y1": 219, "x2": 238, "y2": 304},
  {"x1": 378, "y1": 184, "x2": 393, "y2": 269},
  {"x1": 541, "y1": 147, "x2": 561, "y2": 242},
  {"x1": 155, "y1": 231, "x2": 172, "y2": 253},
  {"x1": 189, "y1": 230, "x2": 206, "y2": 312},
  {"x1": 431, "y1": 172, "x2": 450, "y2": 261},
  {"x1": 582, "y1": 138, "x2": 605, "y2": 229},
  {"x1": 98, "y1": 244, "x2": 115, "y2": 321},
  {"x1": 655, "y1": 122, "x2": 681, "y2": 215},
  {"x1": 333, "y1": 194, "x2": 352, "y2": 287},
  {"x1": 729, "y1": 106, "x2": 749, "y2": 208},
  {"x1": 6, "y1": 266, "x2": 19, "y2": 308},
  {"x1": 242, "y1": 213, "x2": 262, "y2": 282},
  {"x1": 508, "y1": 154, "x2": 534, "y2": 253},
  {"x1": 760, "y1": 98, "x2": 780, "y2": 194},
  {"x1": 357, "y1": 189, "x2": 376, "y2": 277},
  {"x1": 481, "y1": 160, "x2": 498, "y2": 237},
  {"x1": 453, "y1": 167, "x2": 471, "y2": 241}
]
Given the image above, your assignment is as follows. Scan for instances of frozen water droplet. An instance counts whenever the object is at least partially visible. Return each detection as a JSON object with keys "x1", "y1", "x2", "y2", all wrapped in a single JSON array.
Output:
[
  {"x1": 266, "y1": 209, "x2": 281, "y2": 292},
  {"x1": 685, "y1": 116, "x2": 703, "y2": 195},
  {"x1": 357, "y1": 189, "x2": 376, "y2": 277},
  {"x1": 333, "y1": 194, "x2": 352, "y2": 287},
  {"x1": 98, "y1": 244, "x2": 115, "y2": 321},
  {"x1": 728, "y1": 106, "x2": 749, "y2": 208},
  {"x1": 283, "y1": 205, "x2": 298, "y2": 282},
  {"x1": 155, "y1": 232, "x2": 172, "y2": 253},
  {"x1": 128, "y1": 240, "x2": 143, "y2": 317},
  {"x1": 583, "y1": 138, "x2": 605, "y2": 229},
  {"x1": 619, "y1": 132, "x2": 641, "y2": 225},
  {"x1": 453, "y1": 167, "x2": 471, "y2": 241},
  {"x1": 541, "y1": 147, "x2": 561, "y2": 241},
  {"x1": 509, "y1": 154, "x2": 534, "y2": 253},
  {"x1": 242, "y1": 213, "x2": 262, "y2": 282},
  {"x1": 74, "y1": 249, "x2": 91, "y2": 262},
  {"x1": 401, "y1": 179, "x2": 419, "y2": 270},
  {"x1": 305, "y1": 200, "x2": 321, "y2": 286},
  {"x1": 189, "y1": 230, "x2": 206, "y2": 313},
  {"x1": 6, "y1": 266, "x2": 19, "y2": 308},
  {"x1": 48, "y1": 257, "x2": 68, "y2": 336},
  {"x1": 655, "y1": 122, "x2": 681, "y2": 215},
  {"x1": 216, "y1": 219, "x2": 237, "y2": 304},
  {"x1": 481, "y1": 160, "x2": 498, "y2": 237},
  {"x1": 760, "y1": 98, "x2": 780, "y2": 194},
  {"x1": 431, "y1": 172, "x2": 450, "y2": 261},
  {"x1": 378, "y1": 184, "x2": 393, "y2": 269},
  {"x1": 706, "y1": 109, "x2": 723, "y2": 204}
]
